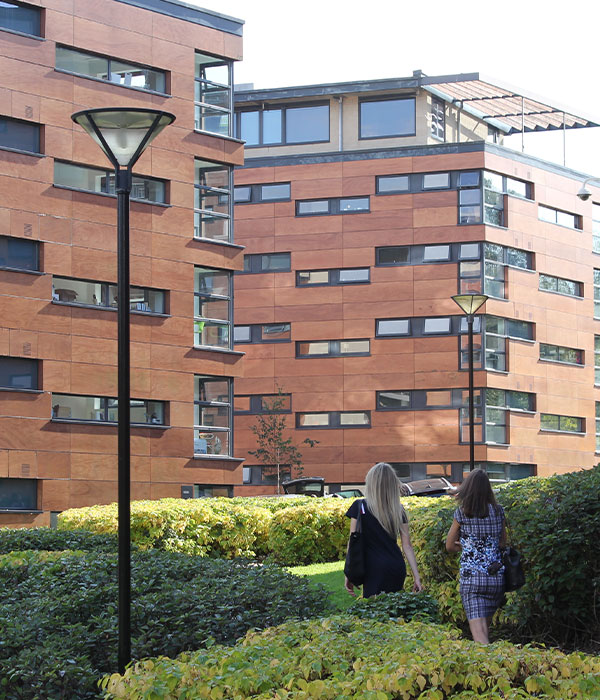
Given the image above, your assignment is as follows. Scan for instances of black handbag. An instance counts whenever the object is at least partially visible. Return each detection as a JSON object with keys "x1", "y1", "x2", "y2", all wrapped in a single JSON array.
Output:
[
  {"x1": 344, "y1": 500, "x2": 365, "y2": 586},
  {"x1": 503, "y1": 519, "x2": 525, "y2": 592}
]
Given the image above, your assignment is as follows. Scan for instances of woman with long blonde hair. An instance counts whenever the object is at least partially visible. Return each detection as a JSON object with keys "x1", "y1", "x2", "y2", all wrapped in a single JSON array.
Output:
[{"x1": 345, "y1": 462, "x2": 423, "y2": 598}]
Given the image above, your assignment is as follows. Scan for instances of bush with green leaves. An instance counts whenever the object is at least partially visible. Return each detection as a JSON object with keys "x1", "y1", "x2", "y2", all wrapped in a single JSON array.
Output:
[
  {"x1": 347, "y1": 590, "x2": 440, "y2": 623},
  {"x1": 0, "y1": 526, "x2": 121, "y2": 554},
  {"x1": 0, "y1": 549, "x2": 332, "y2": 700},
  {"x1": 101, "y1": 615, "x2": 600, "y2": 699}
]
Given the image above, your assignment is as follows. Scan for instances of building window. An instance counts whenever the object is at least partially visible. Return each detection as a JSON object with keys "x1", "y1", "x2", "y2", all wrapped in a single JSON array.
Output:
[
  {"x1": 422, "y1": 172, "x2": 450, "y2": 190},
  {"x1": 375, "y1": 319, "x2": 411, "y2": 337},
  {"x1": 52, "y1": 277, "x2": 165, "y2": 313},
  {"x1": 461, "y1": 463, "x2": 536, "y2": 482},
  {"x1": 234, "y1": 323, "x2": 291, "y2": 344},
  {"x1": 192, "y1": 484, "x2": 233, "y2": 498},
  {"x1": 376, "y1": 390, "x2": 411, "y2": 409},
  {"x1": 0, "y1": 478, "x2": 37, "y2": 510},
  {"x1": 538, "y1": 205, "x2": 581, "y2": 230},
  {"x1": 461, "y1": 315, "x2": 534, "y2": 373},
  {"x1": 296, "y1": 339, "x2": 370, "y2": 358},
  {"x1": 596, "y1": 403, "x2": 600, "y2": 452},
  {"x1": 540, "y1": 343, "x2": 583, "y2": 366},
  {"x1": 0, "y1": 0, "x2": 41, "y2": 37},
  {"x1": 234, "y1": 182, "x2": 291, "y2": 203},
  {"x1": 242, "y1": 253, "x2": 291, "y2": 273},
  {"x1": 54, "y1": 161, "x2": 166, "y2": 204},
  {"x1": 593, "y1": 203, "x2": 600, "y2": 254},
  {"x1": 595, "y1": 336, "x2": 600, "y2": 385},
  {"x1": 539, "y1": 273, "x2": 582, "y2": 297},
  {"x1": 377, "y1": 242, "x2": 474, "y2": 268},
  {"x1": 234, "y1": 394, "x2": 292, "y2": 414},
  {"x1": 595, "y1": 270, "x2": 600, "y2": 319},
  {"x1": 540, "y1": 413, "x2": 584, "y2": 434},
  {"x1": 0, "y1": 357, "x2": 38, "y2": 390},
  {"x1": 297, "y1": 411, "x2": 370, "y2": 428},
  {"x1": 297, "y1": 268, "x2": 369, "y2": 286},
  {"x1": 0, "y1": 235, "x2": 39, "y2": 272},
  {"x1": 194, "y1": 375, "x2": 231, "y2": 456},
  {"x1": 423, "y1": 317, "x2": 451, "y2": 334},
  {"x1": 194, "y1": 267, "x2": 232, "y2": 349},
  {"x1": 194, "y1": 52, "x2": 232, "y2": 136},
  {"x1": 56, "y1": 46, "x2": 166, "y2": 93},
  {"x1": 458, "y1": 171, "x2": 482, "y2": 224},
  {"x1": 194, "y1": 159, "x2": 232, "y2": 242},
  {"x1": 376, "y1": 246, "x2": 410, "y2": 266},
  {"x1": 236, "y1": 102, "x2": 329, "y2": 146},
  {"x1": 51, "y1": 395, "x2": 165, "y2": 424},
  {"x1": 296, "y1": 196, "x2": 369, "y2": 216},
  {"x1": 359, "y1": 97, "x2": 415, "y2": 139},
  {"x1": 0, "y1": 116, "x2": 40, "y2": 154},
  {"x1": 430, "y1": 98, "x2": 445, "y2": 140},
  {"x1": 243, "y1": 465, "x2": 292, "y2": 486},
  {"x1": 376, "y1": 175, "x2": 409, "y2": 194}
]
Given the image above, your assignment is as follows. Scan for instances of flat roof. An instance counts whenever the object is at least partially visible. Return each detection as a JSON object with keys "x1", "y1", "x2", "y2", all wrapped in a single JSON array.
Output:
[
  {"x1": 115, "y1": 0, "x2": 244, "y2": 36},
  {"x1": 235, "y1": 71, "x2": 599, "y2": 134}
]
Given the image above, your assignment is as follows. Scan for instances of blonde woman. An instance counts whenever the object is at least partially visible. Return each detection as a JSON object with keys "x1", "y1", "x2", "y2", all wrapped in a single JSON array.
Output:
[{"x1": 345, "y1": 462, "x2": 423, "y2": 598}]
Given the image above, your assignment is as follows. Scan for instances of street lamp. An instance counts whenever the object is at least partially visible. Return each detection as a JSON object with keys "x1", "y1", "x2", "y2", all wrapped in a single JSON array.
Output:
[
  {"x1": 576, "y1": 176, "x2": 600, "y2": 201},
  {"x1": 71, "y1": 108, "x2": 175, "y2": 673},
  {"x1": 452, "y1": 292, "x2": 488, "y2": 472}
]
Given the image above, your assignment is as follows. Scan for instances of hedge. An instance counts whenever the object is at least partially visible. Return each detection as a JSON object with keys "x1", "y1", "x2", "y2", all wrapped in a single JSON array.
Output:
[
  {"x1": 0, "y1": 526, "x2": 121, "y2": 554},
  {"x1": 0, "y1": 549, "x2": 331, "y2": 700},
  {"x1": 101, "y1": 615, "x2": 600, "y2": 699}
]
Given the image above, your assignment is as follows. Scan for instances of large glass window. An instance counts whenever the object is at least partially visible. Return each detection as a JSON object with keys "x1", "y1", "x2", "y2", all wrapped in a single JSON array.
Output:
[
  {"x1": 595, "y1": 336, "x2": 600, "y2": 385},
  {"x1": 0, "y1": 357, "x2": 38, "y2": 390},
  {"x1": 595, "y1": 270, "x2": 600, "y2": 319},
  {"x1": 194, "y1": 159, "x2": 231, "y2": 242},
  {"x1": 376, "y1": 175, "x2": 409, "y2": 194},
  {"x1": 540, "y1": 343, "x2": 583, "y2": 366},
  {"x1": 0, "y1": 478, "x2": 37, "y2": 510},
  {"x1": 234, "y1": 323, "x2": 291, "y2": 344},
  {"x1": 376, "y1": 319, "x2": 410, "y2": 336},
  {"x1": 538, "y1": 205, "x2": 581, "y2": 230},
  {"x1": 593, "y1": 203, "x2": 600, "y2": 255},
  {"x1": 194, "y1": 375, "x2": 231, "y2": 456},
  {"x1": 195, "y1": 52, "x2": 232, "y2": 136},
  {"x1": 52, "y1": 277, "x2": 165, "y2": 313},
  {"x1": 54, "y1": 162, "x2": 166, "y2": 204},
  {"x1": 236, "y1": 103, "x2": 329, "y2": 146},
  {"x1": 194, "y1": 267, "x2": 231, "y2": 349},
  {"x1": 51, "y1": 394, "x2": 165, "y2": 424},
  {"x1": 596, "y1": 402, "x2": 600, "y2": 452},
  {"x1": 297, "y1": 268, "x2": 369, "y2": 286},
  {"x1": 234, "y1": 182, "x2": 290, "y2": 204},
  {"x1": 297, "y1": 411, "x2": 370, "y2": 428},
  {"x1": 359, "y1": 97, "x2": 415, "y2": 139},
  {"x1": 296, "y1": 340, "x2": 370, "y2": 358},
  {"x1": 242, "y1": 253, "x2": 291, "y2": 273},
  {"x1": 0, "y1": 235, "x2": 39, "y2": 272},
  {"x1": 540, "y1": 414, "x2": 584, "y2": 433},
  {"x1": 296, "y1": 197, "x2": 369, "y2": 216},
  {"x1": 0, "y1": 0, "x2": 41, "y2": 37},
  {"x1": 539, "y1": 274, "x2": 582, "y2": 297},
  {"x1": 234, "y1": 394, "x2": 292, "y2": 414},
  {"x1": 430, "y1": 98, "x2": 445, "y2": 140},
  {"x1": 56, "y1": 46, "x2": 166, "y2": 93},
  {"x1": 0, "y1": 116, "x2": 40, "y2": 154}
]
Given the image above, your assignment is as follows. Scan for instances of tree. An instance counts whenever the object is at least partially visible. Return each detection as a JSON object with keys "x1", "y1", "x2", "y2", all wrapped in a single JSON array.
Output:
[{"x1": 248, "y1": 386, "x2": 318, "y2": 494}]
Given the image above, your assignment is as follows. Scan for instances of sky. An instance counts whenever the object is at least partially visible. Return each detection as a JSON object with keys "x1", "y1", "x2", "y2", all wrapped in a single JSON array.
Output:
[{"x1": 193, "y1": 0, "x2": 600, "y2": 178}]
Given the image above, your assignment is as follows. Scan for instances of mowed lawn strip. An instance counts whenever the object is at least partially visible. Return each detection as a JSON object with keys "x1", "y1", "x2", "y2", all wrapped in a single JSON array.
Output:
[{"x1": 287, "y1": 559, "x2": 353, "y2": 610}]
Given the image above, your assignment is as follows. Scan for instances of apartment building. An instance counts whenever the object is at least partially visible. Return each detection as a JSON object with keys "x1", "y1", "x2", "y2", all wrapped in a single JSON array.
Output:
[
  {"x1": 0, "y1": 0, "x2": 245, "y2": 526},
  {"x1": 232, "y1": 72, "x2": 600, "y2": 493}
]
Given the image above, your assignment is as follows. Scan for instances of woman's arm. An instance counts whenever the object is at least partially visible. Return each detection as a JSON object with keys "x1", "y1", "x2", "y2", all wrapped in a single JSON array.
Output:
[
  {"x1": 445, "y1": 518, "x2": 462, "y2": 552},
  {"x1": 344, "y1": 517, "x2": 358, "y2": 596},
  {"x1": 399, "y1": 523, "x2": 423, "y2": 592}
]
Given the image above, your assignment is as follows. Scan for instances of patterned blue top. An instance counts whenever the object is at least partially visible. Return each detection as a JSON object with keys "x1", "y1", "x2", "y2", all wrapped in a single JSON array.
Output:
[{"x1": 455, "y1": 504, "x2": 505, "y2": 579}]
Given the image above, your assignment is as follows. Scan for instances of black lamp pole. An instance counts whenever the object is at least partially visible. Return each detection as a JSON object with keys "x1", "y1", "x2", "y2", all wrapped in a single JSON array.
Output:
[
  {"x1": 452, "y1": 293, "x2": 488, "y2": 474},
  {"x1": 71, "y1": 108, "x2": 175, "y2": 674}
]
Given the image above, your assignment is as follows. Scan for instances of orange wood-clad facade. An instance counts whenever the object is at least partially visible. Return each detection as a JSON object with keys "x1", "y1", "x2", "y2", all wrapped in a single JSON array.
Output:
[
  {"x1": 0, "y1": 0, "x2": 245, "y2": 525},
  {"x1": 232, "y1": 82, "x2": 600, "y2": 493}
]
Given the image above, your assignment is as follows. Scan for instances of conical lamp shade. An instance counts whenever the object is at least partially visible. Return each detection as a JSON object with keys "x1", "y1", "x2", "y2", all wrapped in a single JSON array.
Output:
[
  {"x1": 452, "y1": 293, "x2": 488, "y2": 315},
  {"x1": 72, "y1": 108, "x2": 175, "y2": 168}
]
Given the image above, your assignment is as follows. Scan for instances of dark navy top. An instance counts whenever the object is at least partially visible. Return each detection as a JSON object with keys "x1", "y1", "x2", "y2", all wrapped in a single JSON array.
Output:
[{"x1": 346, "y1": 499, "x2": 408, "y2": 598}]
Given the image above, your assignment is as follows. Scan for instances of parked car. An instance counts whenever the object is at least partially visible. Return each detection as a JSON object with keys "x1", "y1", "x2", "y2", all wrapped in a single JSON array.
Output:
[
  {"x1": 401, "y1": 477, "x2": 454, "y2": 497},
  {"x1": 281, "y1": 477, "x2": 325, "y2": 497},
  {"x1": 328, "y1": 488, "x2": 364, "y2": 499}
]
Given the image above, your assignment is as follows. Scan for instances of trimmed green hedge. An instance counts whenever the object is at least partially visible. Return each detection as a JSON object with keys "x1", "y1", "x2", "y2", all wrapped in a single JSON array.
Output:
[
  {"x1": 0, "y1": 527, "x2": 121, "y2": 554},
  {"x1": 101, "y1": 615, "x2": 600, "y2": 699},
  {"x1": 347, "y1": 590, "x2": 440, "y2": 623},
  {"x1": 0, "y1": 549, "x2": 331, "y2": 700}
]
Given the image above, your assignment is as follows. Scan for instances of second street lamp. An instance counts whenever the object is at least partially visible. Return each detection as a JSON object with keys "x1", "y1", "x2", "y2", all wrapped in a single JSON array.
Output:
[
  {"x1": 71, "y1": 108, "x2": 175, "y2": 674},
  {"x1": 452, "y1": 292, "x2": 488, "y2": 473}
]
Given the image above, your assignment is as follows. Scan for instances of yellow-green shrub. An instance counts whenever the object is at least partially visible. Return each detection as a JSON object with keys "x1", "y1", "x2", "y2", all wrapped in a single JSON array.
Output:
[{"x1": 101, "y1": 615, "x2": 600, "y2": 699}]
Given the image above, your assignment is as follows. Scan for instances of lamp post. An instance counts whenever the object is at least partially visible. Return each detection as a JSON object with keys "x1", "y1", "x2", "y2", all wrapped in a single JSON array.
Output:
[
  {"x1": 71, "y1": 108, "x2": 175, "y2": 673},
  {"x1": 452, "y1": 292, "x2": 488, "y2": 472}
]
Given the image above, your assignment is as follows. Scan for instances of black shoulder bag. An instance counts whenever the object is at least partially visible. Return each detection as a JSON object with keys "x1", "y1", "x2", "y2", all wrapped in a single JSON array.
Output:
[
  {"x1": 503, "y1": 515, "x2": 525, "y2": 592},
  {"x1": 344, "y1": 499, "x2": 365, "y2": 586}
]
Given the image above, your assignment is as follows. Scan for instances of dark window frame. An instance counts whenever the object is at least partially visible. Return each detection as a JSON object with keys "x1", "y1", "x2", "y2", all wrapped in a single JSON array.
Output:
[
  {"x1": 233, "y1": 322, "x2": 291, "y2": 344},
  {"x1": 538, "y1": 204, "x2": 582, "y2": 230},
  {"x1": 51, "y1": 394, "x2": 167, "y2": 426},
  {"x1": 234, "y1": 394, "x2": 292, "y2": 414},
  {"x1": 234, "y1": 182, "x2": 291, "y2": 204},
  {"x1": 194, "y1": 50, "x2": 233, "y2": 137},
  {"x1": 194, "y1": 266, "x2": 232, "y2": 350},
  {"x1": 430, "y1": 97, "x2": 445, "y2": 141},
  {"x1": 55, "y1": 44, "x2": 168, "y2": 96},
  {"x1": 194, "y1": 158, "x2": 232, "y2": 243},
  {"x1": 235, "y1": 101, "x2": 330, "y2": 147},
  {"x1": 0, "y1": 478, "x2": 38, "y2": 511},
  {"x1": 358, "y1": 95, "x2": 416, "y2": 140},
  {"x1": 538, "y1": 273, "x2": 583, "y2": 298},
  {"x1": 0, "y1": 235, "x2": 40, "y2": 273},
  {"x1": 296, "y1": 267, "x2": 370, "y2": 287},
  {"x1": 296, "y1": 410, "x2": 371, "y2": 429},
  {"x1": 52, "y1": 276, "x2": 167, "y2": 315},
  {"x1": 0, "y1": 0, "x2": 42, "y2": 39},
  {"x1": 194, "y1": 375, "x2": 232, "y2": 457},
  {"x1": 296, "y1": 339, "x2": 370, "y2": 358},
  {"x1": 296, "y1": 196, "x2": 370, "y2": 217},
  {"x1": 0, "y1": 356, "x2": 39, "y2": 391},
  {"x1": 0, "y1": 115, "x2": 41, "y2": 156},
  {"x1": 241, "y1": 252, "x2": 291, "y2": 274},
  {"x1": 540, "y1": 413, "x2": 585, "y2": 434}
]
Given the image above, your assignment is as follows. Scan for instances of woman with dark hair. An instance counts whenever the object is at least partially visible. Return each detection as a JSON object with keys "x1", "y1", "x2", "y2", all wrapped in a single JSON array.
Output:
[
  {"x1": 445, "y1": 468, "x2": 506, "y2": 643},
  {"x1": 345, "y1": 462, "x2": 423, "y2": 598}
]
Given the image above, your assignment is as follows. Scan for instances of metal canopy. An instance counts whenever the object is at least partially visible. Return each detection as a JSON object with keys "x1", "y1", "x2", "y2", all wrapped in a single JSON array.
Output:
[{"x1": 422, "y1": 74, "x2": 599, "y2": 134}]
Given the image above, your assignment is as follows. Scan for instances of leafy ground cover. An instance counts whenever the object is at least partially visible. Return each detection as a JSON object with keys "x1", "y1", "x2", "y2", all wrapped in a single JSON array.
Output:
[
  {"x1": 0, "y1": 546, "x2": 331, "y2": 700},
  {"x1": 102, "y1": 615, "x2": 600, "y2": 699}
]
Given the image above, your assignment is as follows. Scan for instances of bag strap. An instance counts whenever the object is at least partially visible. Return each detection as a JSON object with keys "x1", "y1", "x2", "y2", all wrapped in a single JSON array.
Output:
[{"x1": 354, "y1": 499, "x2": 365, "y2": 533}]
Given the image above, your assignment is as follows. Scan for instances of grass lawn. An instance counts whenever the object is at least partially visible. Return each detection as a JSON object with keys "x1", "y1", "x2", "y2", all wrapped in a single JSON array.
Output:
[{"x1": 287, "y1": 560, "x2": 355, "y2": 611}]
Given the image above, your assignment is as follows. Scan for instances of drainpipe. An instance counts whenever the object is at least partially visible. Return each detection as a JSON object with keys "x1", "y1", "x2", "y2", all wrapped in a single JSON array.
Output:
[{"x1": 336, "y1": 95, "x2": 343, "y2": 151}]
